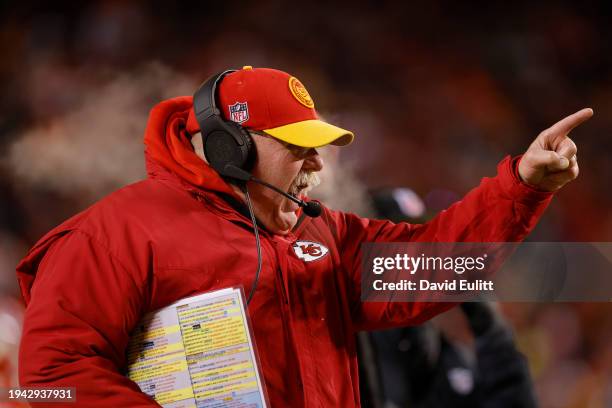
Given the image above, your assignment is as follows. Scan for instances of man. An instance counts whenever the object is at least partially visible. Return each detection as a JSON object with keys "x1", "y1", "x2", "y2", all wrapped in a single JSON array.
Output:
[
  {"x1": 369, "y1": 302, "x2": 539, "y2": 408},
  {"x1": 16, "y1": 66, "x2": 591, "y2": 407}
]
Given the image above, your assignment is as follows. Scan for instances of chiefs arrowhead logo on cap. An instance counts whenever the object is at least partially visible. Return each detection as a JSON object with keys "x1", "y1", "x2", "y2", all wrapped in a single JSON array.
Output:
[
  {"x1": 288, "y1": 77, "x2": 315, "y2": 109},
  {"x1": 292, "y1": 240, "x2": 329, "y2": 262}
]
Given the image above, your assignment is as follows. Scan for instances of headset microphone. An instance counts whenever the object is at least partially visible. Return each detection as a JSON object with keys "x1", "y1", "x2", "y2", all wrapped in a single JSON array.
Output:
[
  {"x1": 223, "y1": 165, "x2": 322, "y2": 218},
  {"x1": 301, "y1": 200, "x2": 322, "y2": 218}
]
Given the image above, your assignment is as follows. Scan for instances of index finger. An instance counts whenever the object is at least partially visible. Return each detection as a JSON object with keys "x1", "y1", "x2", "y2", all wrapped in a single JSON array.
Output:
[{"x1": 546, "y1": 108, "x2": 594, "y2": 136}]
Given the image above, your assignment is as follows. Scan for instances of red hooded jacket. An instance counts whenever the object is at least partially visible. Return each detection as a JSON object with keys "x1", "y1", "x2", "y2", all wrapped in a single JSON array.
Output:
[{"x1": 17, "y1": 97, "x2": 553, "y2": 407}]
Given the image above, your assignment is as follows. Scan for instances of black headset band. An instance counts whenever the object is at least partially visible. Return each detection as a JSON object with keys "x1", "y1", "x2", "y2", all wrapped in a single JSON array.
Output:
[
  {"x1": 192, "y1": 69, "x2": 255, "y2": 176},
  {"x1": 193, "y1": 69, "x2": 237, "y2": 129}
]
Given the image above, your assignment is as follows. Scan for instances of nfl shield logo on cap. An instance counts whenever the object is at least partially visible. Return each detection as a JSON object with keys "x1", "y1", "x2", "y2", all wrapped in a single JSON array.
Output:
[{"x1": 228, "y1": 102, "x2": 249, "y2": 124}]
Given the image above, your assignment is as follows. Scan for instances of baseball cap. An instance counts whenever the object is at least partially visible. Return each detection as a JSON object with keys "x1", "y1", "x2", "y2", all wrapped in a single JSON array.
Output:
[{"x1": 189, "y1": 66, "x2": 354, "y2": 148}]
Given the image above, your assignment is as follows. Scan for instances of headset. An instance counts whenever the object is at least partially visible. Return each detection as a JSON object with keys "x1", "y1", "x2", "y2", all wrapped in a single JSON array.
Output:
[
  {"x1": 192, "y1": 70, "x2": 262, "y2": 306},
  {"x1": 192, "y1": 69, "x2": 256, "y2": 179}
]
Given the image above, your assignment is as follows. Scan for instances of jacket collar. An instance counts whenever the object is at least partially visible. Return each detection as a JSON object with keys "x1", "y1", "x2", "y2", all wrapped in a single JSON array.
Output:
[{"x1": 147, "y1": 153, "x2": 312, "y2": 238}]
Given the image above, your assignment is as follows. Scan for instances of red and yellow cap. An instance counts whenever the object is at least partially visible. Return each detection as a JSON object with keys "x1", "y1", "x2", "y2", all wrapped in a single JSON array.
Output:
[{"x1": 188, "y1": 66, "x2": 354, "y2": 148}]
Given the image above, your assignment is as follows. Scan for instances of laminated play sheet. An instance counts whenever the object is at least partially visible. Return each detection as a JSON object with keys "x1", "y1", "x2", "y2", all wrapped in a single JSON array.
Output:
[{"x1": 127, "y1": 287, "x2": 268, "y2": 407}]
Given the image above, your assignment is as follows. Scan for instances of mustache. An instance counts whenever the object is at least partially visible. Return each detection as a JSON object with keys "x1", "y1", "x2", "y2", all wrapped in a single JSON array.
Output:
[{"x1": 288, "y1": 171, "x2": 320, "y2": 196}]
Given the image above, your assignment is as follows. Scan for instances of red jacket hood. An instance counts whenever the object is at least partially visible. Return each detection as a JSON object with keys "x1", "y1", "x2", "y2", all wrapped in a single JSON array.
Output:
[
  {"x1": 143, "y1": 96, "x2": 237, "y2": 197},
  {"x1": 17, "y1": 96, "x2": 247, "y2": 305}
]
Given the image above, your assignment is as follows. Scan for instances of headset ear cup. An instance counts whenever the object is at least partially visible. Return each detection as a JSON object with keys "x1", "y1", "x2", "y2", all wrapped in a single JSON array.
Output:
[
  {"x1": 203, "y1": 130, "x2": 239, "y2": 174},
  {"x1": 224, "y1": 121, "x2": 255, "y2": 172},
  {"x1": 204, "y1": 121, "x2": 255, "y2": 175}
]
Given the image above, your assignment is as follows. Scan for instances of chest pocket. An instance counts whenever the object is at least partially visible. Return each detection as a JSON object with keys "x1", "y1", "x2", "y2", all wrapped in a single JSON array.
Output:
[
  {"x1": 291, "y1": 214, "x2": 341, "y2": 281},
  {"x1": 284, "y1": 235, "x2": 338, "y2": 304}
]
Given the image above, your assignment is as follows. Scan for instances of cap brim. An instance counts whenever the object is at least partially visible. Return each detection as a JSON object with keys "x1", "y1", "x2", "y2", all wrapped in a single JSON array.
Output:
[{"x1": 263, "y1": 119, "x2": 354, "y2": 148}]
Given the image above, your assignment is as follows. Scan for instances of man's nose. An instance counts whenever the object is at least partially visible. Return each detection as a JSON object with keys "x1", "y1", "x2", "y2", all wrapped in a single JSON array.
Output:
[{"x1": 302, "y1": 150, "x2": 324, "y2": 172}]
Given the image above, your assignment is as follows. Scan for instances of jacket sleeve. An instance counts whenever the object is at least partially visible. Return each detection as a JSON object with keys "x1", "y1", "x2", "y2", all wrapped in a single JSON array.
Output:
[
  {"x1": 18, "y1": 230, "x2": 159, "y2": 407},
  {"x1": 330, "y1": 156, "x2": 554, "y2": 332}
]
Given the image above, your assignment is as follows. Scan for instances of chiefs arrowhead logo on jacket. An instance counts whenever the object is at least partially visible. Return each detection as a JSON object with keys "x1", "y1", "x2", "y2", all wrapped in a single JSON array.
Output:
[{"x1": 292, "y1": 240, "x2": 329, "y2": 262}]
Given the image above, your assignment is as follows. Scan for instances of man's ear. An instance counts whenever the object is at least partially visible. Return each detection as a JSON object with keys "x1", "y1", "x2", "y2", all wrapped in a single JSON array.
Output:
[{"x1": 190, "y1": 132, "x2": 208, "y2": 163}]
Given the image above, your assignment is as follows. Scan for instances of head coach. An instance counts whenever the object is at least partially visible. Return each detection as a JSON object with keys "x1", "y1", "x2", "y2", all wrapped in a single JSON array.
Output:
[{"x1": 16, "y1": 66, "x2": 592, "y2": 407}]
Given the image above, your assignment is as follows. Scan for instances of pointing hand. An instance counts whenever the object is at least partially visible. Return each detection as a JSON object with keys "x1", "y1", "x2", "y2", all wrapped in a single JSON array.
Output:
[{"x1": 518, "y1": 108, "x2": 593, "y2": 191}]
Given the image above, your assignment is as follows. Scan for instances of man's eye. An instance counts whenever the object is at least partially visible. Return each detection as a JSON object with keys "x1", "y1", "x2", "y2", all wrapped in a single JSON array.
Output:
[{"x1": 289, "y1": 145, "x2": 311, "y2": 157}]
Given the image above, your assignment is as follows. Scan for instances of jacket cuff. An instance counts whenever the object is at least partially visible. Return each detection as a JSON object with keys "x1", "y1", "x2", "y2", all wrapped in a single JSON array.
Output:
[{"x1": 497, "y1": 155, "x2": 554, "y2": 205}]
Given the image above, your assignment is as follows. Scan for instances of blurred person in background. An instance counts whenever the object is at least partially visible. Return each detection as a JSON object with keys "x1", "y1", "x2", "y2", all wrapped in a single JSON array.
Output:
[
  {"x1": 369, "y1": 302, "x2": 537, "y2": 408},
  {"x1": 357, "y1": 189, "x2": 537, "y2": 408},
  {"x1": 14, "y1": 63, "x2": 592, "y2": 407}
]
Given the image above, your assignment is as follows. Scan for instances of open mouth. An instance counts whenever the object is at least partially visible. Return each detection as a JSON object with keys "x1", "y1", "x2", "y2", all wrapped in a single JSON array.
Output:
[
  {"x1": 288, "y1": 184, "x2": 308, "y2": 197},
  {"x1": 288, "y1": 171, "x2": 320, "y2": 197}
]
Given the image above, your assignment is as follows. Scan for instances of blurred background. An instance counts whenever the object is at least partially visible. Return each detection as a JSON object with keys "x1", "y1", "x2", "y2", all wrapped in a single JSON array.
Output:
[{"x1": 0, "y1": 1, "x2": 610, "y2": 407}]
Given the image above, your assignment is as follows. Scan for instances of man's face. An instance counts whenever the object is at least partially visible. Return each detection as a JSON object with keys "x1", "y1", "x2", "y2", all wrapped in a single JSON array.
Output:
[{"x1": 248, "y1": 132, "x2": 323, "y2": 235}]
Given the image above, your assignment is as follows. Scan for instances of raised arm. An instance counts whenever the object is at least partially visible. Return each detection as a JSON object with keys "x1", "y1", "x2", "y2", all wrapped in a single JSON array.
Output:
[{"x1": 331, "y1": 109, "x2": 593, "y2": 332}]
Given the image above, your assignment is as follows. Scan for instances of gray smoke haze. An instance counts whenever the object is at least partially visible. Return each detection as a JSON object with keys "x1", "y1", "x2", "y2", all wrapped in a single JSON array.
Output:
[
  {"x1": 5, "y1": 63, "x2": 374, "y2": 216},
  {"x1": 309, "y1": 113, "x2": 376, "y2": 217},
  {"x1": 310, "y1": 146, "x2": 375, "y2": 217},
  {"x1": 6, "y1": 62, "x2": 196, "y2": 198}
]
